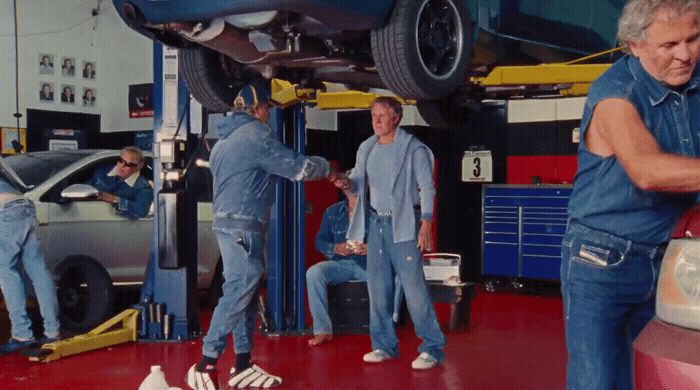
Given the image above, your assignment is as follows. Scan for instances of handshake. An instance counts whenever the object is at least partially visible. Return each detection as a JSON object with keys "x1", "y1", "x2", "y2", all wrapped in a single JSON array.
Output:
[
  {"x1": 335, "y1": 240, "x2": 367, "y2": 256},
  {"x1": 328, "y1": 167, "x2": 352, "y2": 192}
]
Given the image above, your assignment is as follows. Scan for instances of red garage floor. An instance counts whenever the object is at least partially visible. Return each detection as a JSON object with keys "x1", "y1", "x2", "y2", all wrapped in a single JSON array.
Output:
[{"x1": 0, "y1": 287, "x2": 566, "y2": 389}]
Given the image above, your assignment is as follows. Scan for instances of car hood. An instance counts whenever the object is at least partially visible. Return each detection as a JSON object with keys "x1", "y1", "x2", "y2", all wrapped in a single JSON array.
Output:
[{"x1": 0, "y1": 156, "x2": 31, "y2": 193}]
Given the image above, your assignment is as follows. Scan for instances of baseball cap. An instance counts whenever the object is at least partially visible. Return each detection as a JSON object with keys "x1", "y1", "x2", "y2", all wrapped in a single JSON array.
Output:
[{"x1": 233, "y1": 83, "x2": 272, "y2": 109}]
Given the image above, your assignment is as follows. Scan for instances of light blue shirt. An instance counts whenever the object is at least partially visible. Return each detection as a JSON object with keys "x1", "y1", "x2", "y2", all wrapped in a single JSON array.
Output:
[{"x1": 347, "y1": 127, "x2": 435, "y2": 244}]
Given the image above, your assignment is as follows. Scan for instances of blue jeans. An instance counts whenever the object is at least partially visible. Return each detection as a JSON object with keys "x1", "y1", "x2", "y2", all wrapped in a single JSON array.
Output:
[
  {"x1": 306, "y1": 260, "x2": 404, "y2": 334},
  {"x1": 367, "y1": 213, "x2": 445, "y2": 360},
  {"x1": 0, "y1": 199, "x2": 60, "y2": 340},
  {"x1": 560, "y1": 222, "x2": 664, "y2": 390},
  {"x1": 203, "y1": 229, "x2": 264, "y2": 357}
]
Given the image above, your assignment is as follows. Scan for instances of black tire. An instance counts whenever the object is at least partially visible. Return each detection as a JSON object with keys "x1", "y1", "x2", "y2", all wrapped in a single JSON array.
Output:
[
  {"x1": 417, "y1": 98, "x2": 473, "y2": 128},
  {"x1": 205, "y1": 257, "x2": 224, "y2": 309},
  {"x1": 179, "y1": 46, "x2": 256, "y2": 113},
  {"x1": 55, "y1": 256, "x2": 114, "y2": 333},
  {"x1": 371, "y1": 0, "x2": 472, "y2": 100}
]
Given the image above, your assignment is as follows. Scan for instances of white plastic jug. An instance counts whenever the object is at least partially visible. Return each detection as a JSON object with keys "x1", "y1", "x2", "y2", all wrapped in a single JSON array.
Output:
[{"x1": 138, "y1": 365, "x2": 170, "y2": 390}]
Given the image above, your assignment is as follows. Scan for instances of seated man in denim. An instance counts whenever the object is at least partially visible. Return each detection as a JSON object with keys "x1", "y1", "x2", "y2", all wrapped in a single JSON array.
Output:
[
  {"x1": 306, "y1": 189, "x2": 403, "y2": 346},
  {"x1": 88, "y1": 146, "x2": 152, "y2": 218}
]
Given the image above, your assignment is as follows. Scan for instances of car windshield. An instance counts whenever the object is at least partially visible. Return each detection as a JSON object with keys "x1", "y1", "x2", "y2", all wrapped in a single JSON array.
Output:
[{"x1": 4, "y1": 151, "x2": 92, "y2": 190}]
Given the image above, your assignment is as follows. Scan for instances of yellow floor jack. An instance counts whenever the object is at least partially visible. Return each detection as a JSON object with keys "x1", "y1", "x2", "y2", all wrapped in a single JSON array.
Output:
[{"x1": 25, "y1": 308, "x2": 139, "y2": 363}]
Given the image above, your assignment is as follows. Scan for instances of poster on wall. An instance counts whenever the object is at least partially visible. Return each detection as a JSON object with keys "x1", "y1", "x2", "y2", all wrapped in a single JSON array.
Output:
[
  {"x1": 40, "y1": 82, "x2": 55, "y2": 102},
  {"x1": 61, "y1": 57, "x2": 76, "y2": 77},
  {"x1": 1, "y1": 127, "x2": 27, "y2": 154},
  {"x1": 83, "y1": 87, "x2": 96, "y2": 107},
  {"x1": 39, "y1": 54, "x2": 54, "y2": 75},
  {"x1": 61, "y1": 84, "x2": 75, "y2": 104},
  {"x1": 82, "y1": 61, "x2": 96, "y2": 79},
  {"x1": 128, "y1": 83, "x2": 153, "y2": 118}
]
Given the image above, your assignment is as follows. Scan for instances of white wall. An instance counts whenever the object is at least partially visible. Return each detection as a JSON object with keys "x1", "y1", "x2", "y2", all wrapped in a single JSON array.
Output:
[{"x1": 0, "y1": 0, "x2": 153, "y2": 132}]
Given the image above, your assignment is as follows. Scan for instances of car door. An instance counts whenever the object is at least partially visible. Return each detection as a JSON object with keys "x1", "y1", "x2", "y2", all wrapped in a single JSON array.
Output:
[{"x1": 38, "y1": 156, "x2": 153, "y2": 286}]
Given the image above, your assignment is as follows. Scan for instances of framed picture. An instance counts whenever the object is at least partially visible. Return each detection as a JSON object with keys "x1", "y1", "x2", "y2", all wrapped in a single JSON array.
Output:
[
  {"x1": 61, "y1": 57, "x2": 76, "y2": 77},
  {"x1": 82, "y1": 61, "x2": 96, "y2": 79},
  {"x1": 83, "y1": 87, "x2": 96, "y2": 107},
  {"x1": 1, "y1": 127, "x2": 27, "y2": 154},
  {"x1": 39, "y1": 54, "x2": 54, "y2": 75},
  {"x1": 60, "y1": 84, "x2": 75, "y2": 104},
  {"x1": 40, "y1": 82, "x2": 55, "y2": 102}
]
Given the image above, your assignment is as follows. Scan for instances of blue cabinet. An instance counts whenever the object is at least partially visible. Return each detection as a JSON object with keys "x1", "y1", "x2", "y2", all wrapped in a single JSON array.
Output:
[{"x1": 482, "y1": 185, "x2": 572, "y2": 280}]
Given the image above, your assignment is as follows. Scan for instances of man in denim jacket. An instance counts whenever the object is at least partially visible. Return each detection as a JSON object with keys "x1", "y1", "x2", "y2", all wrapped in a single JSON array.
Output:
[
  {"x1": 88, "y1": 146, "x2": 152, "y2": 219},
  {"x1": 340, "y1": 96, "x2": 445, "y2": 370},
  {"x1": 562, "y1": 1, "x2": 700, "y2": 389},
  {"x1": 0, "y1": 171, "x2": 60, "y2": 353},
  {"x1": 187, "y1": 83, "x2": 339, "y2": 389}
]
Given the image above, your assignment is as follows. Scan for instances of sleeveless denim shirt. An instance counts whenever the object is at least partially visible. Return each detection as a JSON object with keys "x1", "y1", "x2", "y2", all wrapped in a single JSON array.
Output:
[{"x1": 568, "y1": 56, "x2": 700, "y2": 245}]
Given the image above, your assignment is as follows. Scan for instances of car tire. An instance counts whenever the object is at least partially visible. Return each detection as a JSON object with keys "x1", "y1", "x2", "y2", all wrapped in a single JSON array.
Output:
[
  {"x1": 179, "y1": 46, "x2": 255, "y2": 113},
  {"x1": 371, "y1": 0, "x2": 472, "y2": 100},
  {"x1": 56, "y1": 256, "x2": 115, "y2": 334}
]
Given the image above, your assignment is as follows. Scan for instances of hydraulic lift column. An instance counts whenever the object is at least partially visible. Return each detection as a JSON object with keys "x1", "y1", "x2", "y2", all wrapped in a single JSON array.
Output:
[{"x1": 142, "y1": 43, "x2": 199, "y2": 340}]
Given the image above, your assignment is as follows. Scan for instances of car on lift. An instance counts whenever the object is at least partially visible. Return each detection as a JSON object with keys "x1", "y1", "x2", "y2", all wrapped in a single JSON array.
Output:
[
  {"x1": 112, "y1": 0, "x2": 625, "y2": 127},
  {"x1": 0, "y1": 149, "x2": 220, "y2": 333}
]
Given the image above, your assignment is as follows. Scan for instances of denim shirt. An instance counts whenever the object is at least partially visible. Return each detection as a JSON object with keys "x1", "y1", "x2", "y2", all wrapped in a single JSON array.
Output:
[
  {"x1": 315, "y1": 200, "x2": 366, "y2": 269},
  {"x1": 347, "y1": 127, "x2": 435, "y2": 244},
  {"x1": 88, "y1": 166, "x2": 153, "y2": 219},
  {"x1": 211, "y1": 112, "x2": 330, "y2": 232},
  {"x1": 568, "y1": 55, "x2": 700, "y2": 245}
]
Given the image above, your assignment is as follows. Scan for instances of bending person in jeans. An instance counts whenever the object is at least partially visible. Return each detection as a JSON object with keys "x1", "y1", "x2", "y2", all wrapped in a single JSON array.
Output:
[
  {"x1": 0, "y1": 174, "x2": 60, "y2": 353},
  {"x1": 307, "y1": 189, "x2": 403, "y2": 346},
  {"x1": 562, "y1": 1, "x2": 700, "y2": 388},
  {"x1": 339, "y1": 96, "x2": 445, "y2": 370}
]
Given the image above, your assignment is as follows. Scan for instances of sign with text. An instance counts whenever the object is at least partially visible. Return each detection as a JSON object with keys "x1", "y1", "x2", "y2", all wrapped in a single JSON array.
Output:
[{"x1": 462, "y1": 150, "x2": 493, "y2": 182}]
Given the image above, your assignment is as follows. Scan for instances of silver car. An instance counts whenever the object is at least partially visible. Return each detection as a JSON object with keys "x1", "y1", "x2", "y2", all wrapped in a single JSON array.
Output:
[{"x1": 2, "y1": 149, "x2": 220, "y2": 332}]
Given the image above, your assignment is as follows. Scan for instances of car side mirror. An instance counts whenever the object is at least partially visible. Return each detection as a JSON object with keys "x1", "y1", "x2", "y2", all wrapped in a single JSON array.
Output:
[{"x1": 61, "y1": 184, "x2": 99, "y2": 200}]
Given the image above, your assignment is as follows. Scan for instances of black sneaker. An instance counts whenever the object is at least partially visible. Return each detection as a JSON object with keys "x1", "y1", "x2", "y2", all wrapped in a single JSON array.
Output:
[
  {"x1": 186, "y1": 363, "x2": 220, "y2": 390},
  {"x1": 0, "y1": 338, "x2": 36, "y2": 354}
]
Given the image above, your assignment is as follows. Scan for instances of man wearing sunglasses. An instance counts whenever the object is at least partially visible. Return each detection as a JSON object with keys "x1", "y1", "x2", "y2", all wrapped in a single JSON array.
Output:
[{"x1": 88, "y1": 146, "x2": 153, "y2": 219}]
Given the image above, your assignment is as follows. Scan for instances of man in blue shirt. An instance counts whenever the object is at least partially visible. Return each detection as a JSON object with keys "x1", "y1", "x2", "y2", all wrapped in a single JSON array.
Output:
[
  {"x1": 88, "y1": 146, "x2": 152, "y2": 219},
  {"x1": 562, "y1": 1, "x2": 700, "y2": 389},
  {"x1": 0, "y1": 173, "x2": 60, "y2": 353},
  {"x1": 339, "y1": 96, "x2": 444, "y2": 370},
  {"x1": 187, "y1": 83, "x2": 340, "y2": 389},
  {"x1": 306, "y1": 190, "x2": 404, "y2": 346}
]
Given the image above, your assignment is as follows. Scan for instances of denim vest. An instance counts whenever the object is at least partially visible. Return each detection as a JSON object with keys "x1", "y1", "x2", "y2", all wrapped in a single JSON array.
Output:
[{"x1": 568, "y1": 56, "x2": 700, "y2": 245}]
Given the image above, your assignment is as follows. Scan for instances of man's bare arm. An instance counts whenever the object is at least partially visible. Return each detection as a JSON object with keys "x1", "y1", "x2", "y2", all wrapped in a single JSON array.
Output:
[{"x1": 589, "y1": 98, "x2": 700, "y2": 192}]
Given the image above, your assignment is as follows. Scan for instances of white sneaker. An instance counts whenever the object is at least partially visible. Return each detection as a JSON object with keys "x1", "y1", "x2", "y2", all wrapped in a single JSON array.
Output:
[
  {"x1": 228, "y1": 364, "x2": 282, "y2": 388},
  {"x1": 362, "y1": 349, "x2": 392, "y2": 363},
  {"x1": 186, "y1": 364, "x2": 219, "y2": 390},
  {"x1": 411, "y1": 352, "x2": 439, "y2": 370}
]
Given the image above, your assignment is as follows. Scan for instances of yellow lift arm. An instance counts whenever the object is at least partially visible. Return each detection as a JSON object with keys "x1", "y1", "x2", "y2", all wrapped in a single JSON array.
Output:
[
  {"x1": 271, "y1": 48, "x2": 620, "y2": 108},
  {"x1": 28, "y1": 309, "x2": 139, "y2": 363}
]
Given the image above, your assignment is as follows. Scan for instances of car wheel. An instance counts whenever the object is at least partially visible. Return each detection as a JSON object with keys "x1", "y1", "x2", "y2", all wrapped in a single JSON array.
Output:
[
  {"x1": 56, "y1": 256, "x2": 115, "y2": 334},
  {"x1": 179, "y1": 46, "x2": 256, "y2": 113},
  {"x1": 371, "y1": 0, "x2": 472, "y2": 100}
]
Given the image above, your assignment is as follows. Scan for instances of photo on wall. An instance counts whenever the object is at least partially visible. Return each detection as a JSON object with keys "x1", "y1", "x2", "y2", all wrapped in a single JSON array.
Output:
[
  {"x1": 82, "y1": 61, "x2": 96, "y2": 79},
  {"x1": 61, "y1": 57, "x2": 76, "y2": 77},
  {"x1": 60, "y1": 84, "x2": 75, "y2": 104},
  {"x1": 39, "y1": 54, "x2": 54, "y2": 75},
  {"x1": 40, "y1": 82, "x2": 55, "y2": 102},
  {"x1": 83, "y1": 87, "x2": 96, "y2": 107}
]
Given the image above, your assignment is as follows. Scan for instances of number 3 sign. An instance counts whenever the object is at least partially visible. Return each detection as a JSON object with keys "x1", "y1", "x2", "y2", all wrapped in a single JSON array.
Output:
[{"x1": 462, "y1": 150, "x2": 493, "y2": 182}]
